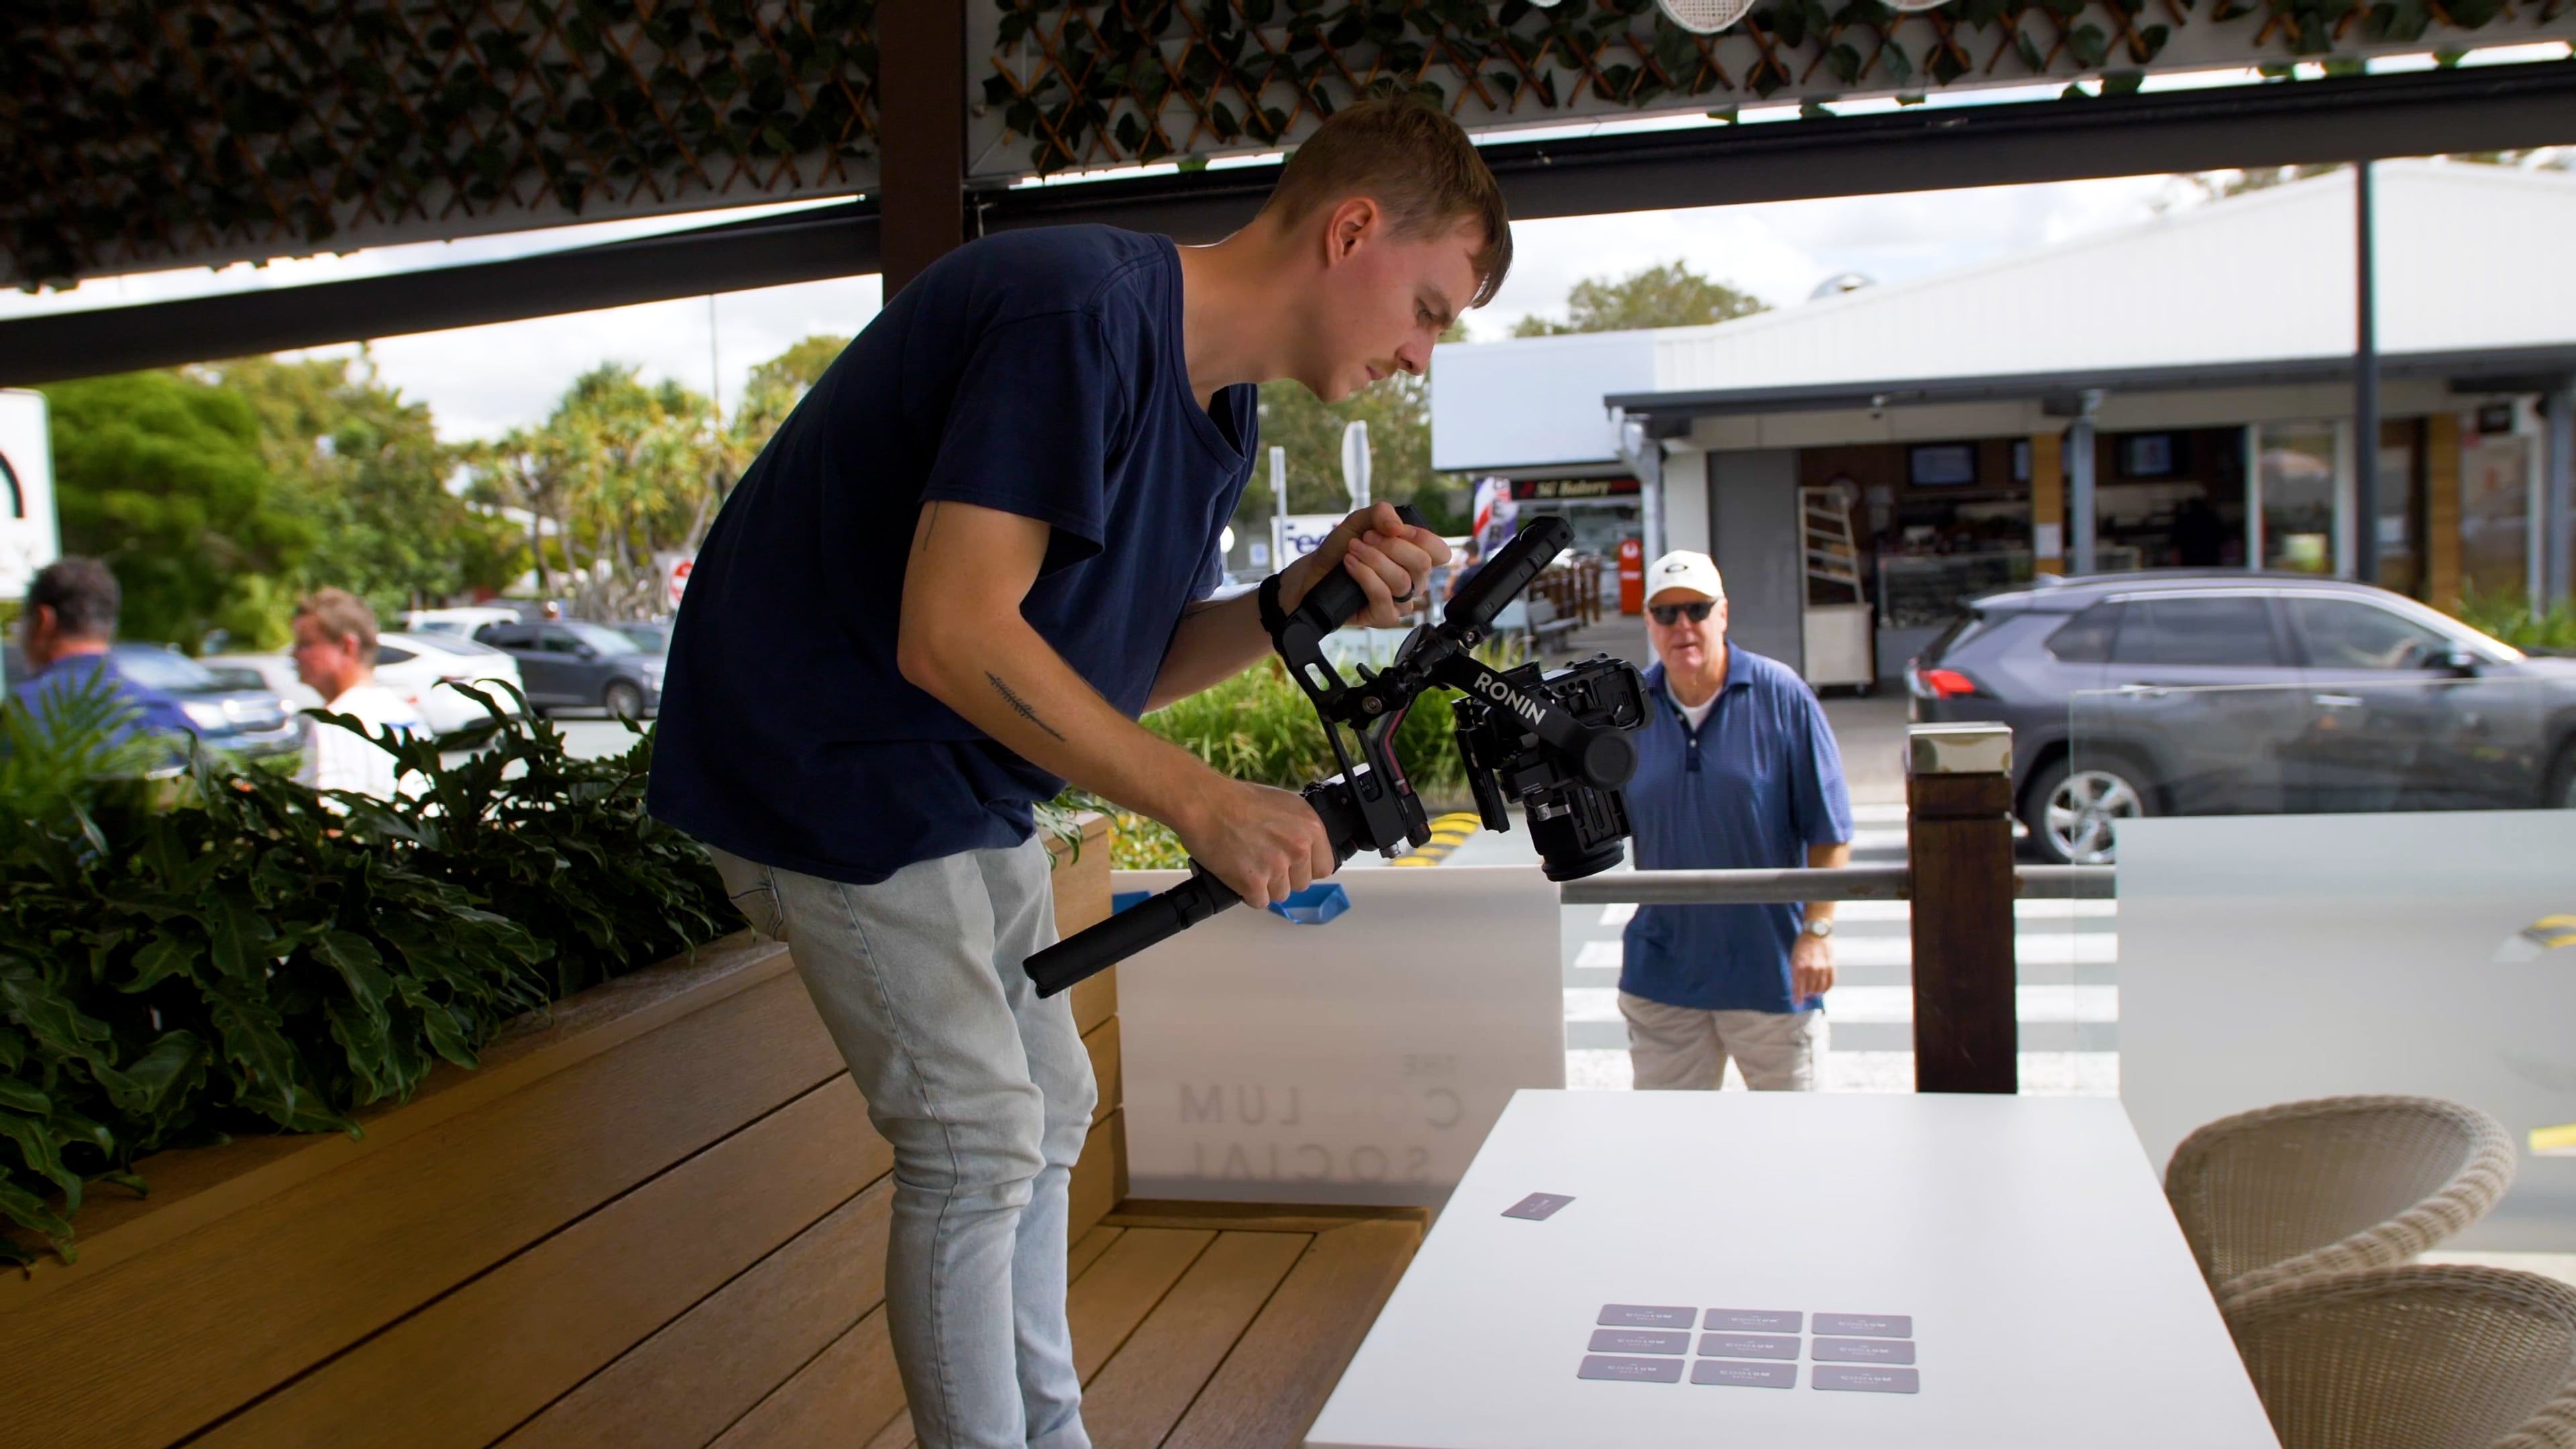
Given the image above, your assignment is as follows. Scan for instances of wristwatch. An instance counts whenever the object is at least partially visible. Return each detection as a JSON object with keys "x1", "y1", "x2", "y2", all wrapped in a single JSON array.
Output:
[{"x1": 1802, "y1": 916, "x2": 1835, "y2": 939}]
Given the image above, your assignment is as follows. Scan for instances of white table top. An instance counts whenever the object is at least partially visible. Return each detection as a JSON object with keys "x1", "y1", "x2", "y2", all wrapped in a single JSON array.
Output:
[{"x1": 1305, "y1": 1091, "x2": 2279, "y2": 1449}]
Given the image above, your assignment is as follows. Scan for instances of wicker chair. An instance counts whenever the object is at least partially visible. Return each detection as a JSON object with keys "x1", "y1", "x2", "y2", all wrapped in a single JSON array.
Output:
[
  {"x1": 2224, "y1": 1265, "x2": 2576, "y2": 1449},
  {"x1": 2165, "y1": 1095, "x2": 2516, "y2": 1304}
]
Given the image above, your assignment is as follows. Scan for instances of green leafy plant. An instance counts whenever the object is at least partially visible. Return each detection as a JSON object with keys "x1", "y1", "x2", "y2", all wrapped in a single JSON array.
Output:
[
  {"x1": 2452, "y1": 586, "x2": 2576, "y2": 655},
  {"x1": 1045, "y1": 637, "x2": 1546, "y2": 867},
  {"x1": 0, "y1": 688, "x2": 727, "y2": 1267}
]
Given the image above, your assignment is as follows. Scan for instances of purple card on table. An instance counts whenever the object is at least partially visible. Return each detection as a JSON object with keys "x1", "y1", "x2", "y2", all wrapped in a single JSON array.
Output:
[
  {"x1": 1579, "y1": 1354, "x2": 1686, "y2": 1383},
  {"x1": 1813, "y1": 1313, "x2": 1913, "y2": 1338},
  {"x1": 1502, "y1": 1192, "x2": 1575, "y2": 1221},
  {"x1": 1599, "y1": 1304, "x2": 1697, "y2": 1329},
  {"x1": 1815, "y1": 1337, "x2": 1916, "y2": 1365},
  {"x1": 1589, "y1": 1328, "x2": 1689, "y2": 1356},
  {"x1": 1705, "y1": 1309, "x2": 1802, "y2": 1333},
  {"x1": 1697, "y1": 1332, "x2": 1801, "y2": 1361},
  {"x1": 1813, "y1": 1366, "x2": 1920, "y2": 1395},
  {"x1": 1692, "y1": 1360, "x2": 1796, "y2": 1389}
]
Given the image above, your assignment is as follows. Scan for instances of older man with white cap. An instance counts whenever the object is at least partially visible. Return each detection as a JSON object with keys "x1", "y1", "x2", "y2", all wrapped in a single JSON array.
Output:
[{"x1": 1618, "y1": 549, "x2": 1854, "y2": 1091}]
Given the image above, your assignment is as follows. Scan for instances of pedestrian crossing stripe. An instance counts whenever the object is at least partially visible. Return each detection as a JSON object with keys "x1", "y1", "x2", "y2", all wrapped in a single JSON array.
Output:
[{"x1": 1391, "y1": 813, "x2": 1485, "y2": 867}]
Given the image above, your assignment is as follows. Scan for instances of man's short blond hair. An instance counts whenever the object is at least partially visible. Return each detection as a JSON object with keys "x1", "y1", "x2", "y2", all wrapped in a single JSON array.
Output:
[
  {"x1": 1262, "y1": 94, "x2": 1513, "y2": 307},
  {"x1": 295, "y1": 588, "x2": 379, "y2": 661}
]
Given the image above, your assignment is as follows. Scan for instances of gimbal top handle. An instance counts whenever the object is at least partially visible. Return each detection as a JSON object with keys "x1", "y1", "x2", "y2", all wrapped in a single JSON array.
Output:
[{"x1": 1448, "y1": 515, "x2": 1573, "y2": 642}]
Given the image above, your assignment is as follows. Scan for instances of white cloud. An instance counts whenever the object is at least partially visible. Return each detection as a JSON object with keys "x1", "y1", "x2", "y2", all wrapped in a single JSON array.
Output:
[
  {"x1": 1470, "y1": 172, "x2": 2184, "y2": 337},
  {"x1": 323, "y1": 274, "x2": 883, "y2": 442}
]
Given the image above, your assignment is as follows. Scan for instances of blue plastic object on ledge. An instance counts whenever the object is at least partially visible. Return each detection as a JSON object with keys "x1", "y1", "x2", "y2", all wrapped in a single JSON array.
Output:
[
  {"x1": 1109, "y1": 882, "x2": 1350, "y2": 926},
  {"x1": 1268, "y1": 881, "x2": 1350, "y2": 926}
]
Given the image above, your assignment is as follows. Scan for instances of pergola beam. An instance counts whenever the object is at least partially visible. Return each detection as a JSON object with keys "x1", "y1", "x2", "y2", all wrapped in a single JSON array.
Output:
[{"x1": 3, "y1": 63, "x2": 2571, "y2": 388}]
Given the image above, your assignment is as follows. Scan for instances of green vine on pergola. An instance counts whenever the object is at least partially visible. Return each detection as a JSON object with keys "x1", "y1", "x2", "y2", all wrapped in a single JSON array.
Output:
[
  {"x1": 979, "y1": 0, "x2": 2554, "y2": 175},
  {"x1": 1, "y1": 0, "x2": 2557, "y2": 288},
  {"x1": 3, "y1": 0, "x2": 881, "y2": 290}
]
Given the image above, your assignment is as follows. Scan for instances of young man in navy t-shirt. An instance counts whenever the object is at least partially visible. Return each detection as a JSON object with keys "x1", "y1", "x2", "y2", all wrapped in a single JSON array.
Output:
[{"x1": 648, "y1": 99, "x2": 1511, "y2": 1449}]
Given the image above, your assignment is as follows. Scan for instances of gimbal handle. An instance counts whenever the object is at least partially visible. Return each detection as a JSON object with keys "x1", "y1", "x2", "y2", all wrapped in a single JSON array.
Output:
[{"x1": 1024, "y1": 780, "x2": 1366, "y2": 998}]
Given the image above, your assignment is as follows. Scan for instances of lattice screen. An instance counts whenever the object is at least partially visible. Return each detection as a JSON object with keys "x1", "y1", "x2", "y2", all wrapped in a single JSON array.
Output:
[
  {"x1": 5, "y1": 1, "x2": 879, "y2": 288},
  {"x1": 967, "y1": 0, "x2": 2571, "y2": 178},
  {"x1": 7, "y1": 0, "x2": 2567, "y2": 286}
]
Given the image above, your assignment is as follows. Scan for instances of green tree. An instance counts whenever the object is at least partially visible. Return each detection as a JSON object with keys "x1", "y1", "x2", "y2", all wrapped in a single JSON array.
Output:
[
  {"x1": 713, "y1": 333, "x2": 846, "y2": 504},
  {"x1": 42, "y1": 372, "x2": 315, "y2": 649},
  {"x1": 469, "y1": 364, "x2": 723, "y2": 619},
  {"x1": 729, "y1": 334, "x2": 844, "y2": 449},
  {"x1": 205, "y1": 352, "x2": 519, "y2": 620},
  {"x1": 1510, "y1": 260, "x2": 1768, "y2": 336}
]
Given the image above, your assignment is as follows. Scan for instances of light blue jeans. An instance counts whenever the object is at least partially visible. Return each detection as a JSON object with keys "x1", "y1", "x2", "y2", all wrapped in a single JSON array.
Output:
[{"x1": 710, "y1": 839, "x2": 1097, "y2": 1449}]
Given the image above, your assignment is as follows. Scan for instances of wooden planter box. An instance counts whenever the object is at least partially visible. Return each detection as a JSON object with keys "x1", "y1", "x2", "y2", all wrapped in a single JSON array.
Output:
[{"x1": 0, "y1": 815, "x2": 1121, "y2": 1449}]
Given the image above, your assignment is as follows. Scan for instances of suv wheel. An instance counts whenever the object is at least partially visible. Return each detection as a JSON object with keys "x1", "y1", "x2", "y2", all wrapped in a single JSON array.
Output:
[
  {"x1": 2022, "y1": 757, "x2": 2151, "y2": 866},
  {"x1": 604, "y1": 680, "x2": 645, "y2": 720}
]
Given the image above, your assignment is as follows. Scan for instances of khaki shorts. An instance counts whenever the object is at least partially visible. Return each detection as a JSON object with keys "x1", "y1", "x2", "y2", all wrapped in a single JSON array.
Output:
[{"x1": 1619, "y1": 991, "x2": 1826, "y2": 1091}]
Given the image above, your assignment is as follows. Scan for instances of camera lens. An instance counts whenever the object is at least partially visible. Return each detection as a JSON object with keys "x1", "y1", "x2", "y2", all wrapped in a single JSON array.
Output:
[{"x1": 1527, "y1": 791, "x2": 1627, "y2": 882}]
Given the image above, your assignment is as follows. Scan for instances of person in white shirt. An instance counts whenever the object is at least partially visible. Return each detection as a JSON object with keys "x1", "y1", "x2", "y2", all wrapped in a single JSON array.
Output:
[{"x1": 290, "y1": 588, "x2": 422, "y2": 800}]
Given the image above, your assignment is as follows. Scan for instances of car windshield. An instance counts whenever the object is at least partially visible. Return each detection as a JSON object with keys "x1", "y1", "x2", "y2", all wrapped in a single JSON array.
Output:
[
  {"x1": 562, "y1": 622, "x2": 640, "y2": 655},
  {"x1": 111, "y1": 647, "x2": 220, "y2": 692},
  {"x1": 199, "y1": 663, "x2": 268, "y2": 691}
]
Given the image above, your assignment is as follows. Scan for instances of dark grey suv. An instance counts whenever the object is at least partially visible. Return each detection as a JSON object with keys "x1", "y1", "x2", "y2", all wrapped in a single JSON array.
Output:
[
  {"x1": 1909, "y1": 572, "x2": 2576, "y2": 864},
  {"x1": 472, "y1": 620, "x2": 663, "y2": 719}
]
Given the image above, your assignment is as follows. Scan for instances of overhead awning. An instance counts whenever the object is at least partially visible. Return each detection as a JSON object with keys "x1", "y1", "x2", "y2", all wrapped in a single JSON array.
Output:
[{"x1": 1604, "y1": 343, "x2": 2576, "y2": 433}]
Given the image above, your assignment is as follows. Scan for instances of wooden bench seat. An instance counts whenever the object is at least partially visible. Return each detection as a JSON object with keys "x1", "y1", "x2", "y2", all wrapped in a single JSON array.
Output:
[{"x1": 846, "y1": 1201, "x2": 1426, "y2": 1449}]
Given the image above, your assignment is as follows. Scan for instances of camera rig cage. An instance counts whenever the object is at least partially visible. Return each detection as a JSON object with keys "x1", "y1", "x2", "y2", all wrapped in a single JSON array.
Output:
[{"x1": 1024, "y1": 511, "x2": 1649, "y2": 998}]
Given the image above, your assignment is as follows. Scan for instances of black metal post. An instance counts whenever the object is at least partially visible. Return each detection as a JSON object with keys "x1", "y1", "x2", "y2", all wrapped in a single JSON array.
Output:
[{"x1": 2354, "y1": 159, "x2": 2381, "y2": 584}]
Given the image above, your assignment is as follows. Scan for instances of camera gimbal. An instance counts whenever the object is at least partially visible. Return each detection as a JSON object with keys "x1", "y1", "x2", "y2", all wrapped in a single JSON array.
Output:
[{"x1": 1024, "y1": 511, "x2": 1646, "y2": 998}]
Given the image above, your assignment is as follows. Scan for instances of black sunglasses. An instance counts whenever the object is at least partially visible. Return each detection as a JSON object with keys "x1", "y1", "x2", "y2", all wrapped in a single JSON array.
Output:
[{"x1": 1648, "y1": 600, "x2": 1717, "y2": 627}]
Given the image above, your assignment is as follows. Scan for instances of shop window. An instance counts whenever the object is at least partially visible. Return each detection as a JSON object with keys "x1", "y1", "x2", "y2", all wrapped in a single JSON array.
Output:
[
  {"x1": 2258, "y1": 423, "x2": 2338, "y2": 574},
  {"x1": 2110, "y1": 596, "x2": 2282, "y2": 667},
  {"x1": 2461, "y1": 423, "x2": 2532, "y2": 604}
]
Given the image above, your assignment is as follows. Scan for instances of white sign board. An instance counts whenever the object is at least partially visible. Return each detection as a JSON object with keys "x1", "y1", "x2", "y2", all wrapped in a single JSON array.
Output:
[
  {"x1": 1112, "y1": 864, "x2": 1564, "y2": 1208},
  {"x1": 2119, "y1": 810, "x2": 2576, "y2": 1248},
  {"x1": 0, "y1": 390, "x2": 60, "y2": 602},
  {"x1": 1273, "y1": 513, "x2": 1346, "y2": 568}
]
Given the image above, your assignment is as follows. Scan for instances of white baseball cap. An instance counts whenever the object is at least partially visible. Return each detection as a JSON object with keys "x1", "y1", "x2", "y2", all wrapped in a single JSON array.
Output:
[{"x1": 1646, "y1": 549, "x2": 1725, "y2": 602}]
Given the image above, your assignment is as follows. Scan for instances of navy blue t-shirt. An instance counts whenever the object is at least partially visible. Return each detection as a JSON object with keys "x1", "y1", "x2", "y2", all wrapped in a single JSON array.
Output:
[{"x1": 647, "y1": 227, "x2": 1256, "y2": 883}]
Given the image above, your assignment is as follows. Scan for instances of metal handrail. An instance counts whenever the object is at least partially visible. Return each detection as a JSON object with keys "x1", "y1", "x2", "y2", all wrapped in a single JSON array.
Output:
[{"x1": 1559, "y1": 864, "x2": 2115, "y2": 905}]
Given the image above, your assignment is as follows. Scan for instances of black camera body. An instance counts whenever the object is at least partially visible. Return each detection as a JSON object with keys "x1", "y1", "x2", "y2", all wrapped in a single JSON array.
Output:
[
  {"x1": 1454, "y1": 652, "x2": 1650, "y2": 883},
  {"x1": 1023, "y1": 512, "x2": 1648, "y2": 996}
]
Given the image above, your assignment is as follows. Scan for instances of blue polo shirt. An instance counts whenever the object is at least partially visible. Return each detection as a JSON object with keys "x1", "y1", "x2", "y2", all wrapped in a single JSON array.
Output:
[
  {"x1": 1620, "y1": 650, "x2": 1854, "y2": 1014},
  {"x1": 647, "y1": 226, "x2": 1255, "y2": 884},
  {"x1": 6, "y1": 653, "x2": 196, "y2": 749}
]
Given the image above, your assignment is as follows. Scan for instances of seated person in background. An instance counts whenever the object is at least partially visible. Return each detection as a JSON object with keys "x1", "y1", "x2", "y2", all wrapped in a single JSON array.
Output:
[
  {"x1": 290, "y1": 588, "x2": 421, "y2": 800},
  {"x1": 8, "y1": 556, "x2": 196, "y2": 745}
]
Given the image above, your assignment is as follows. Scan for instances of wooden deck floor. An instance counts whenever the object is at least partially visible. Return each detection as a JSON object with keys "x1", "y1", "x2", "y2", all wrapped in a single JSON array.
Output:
[{"x1": 850, "y1": 1202, "x2": 1425, "y2": 1449}]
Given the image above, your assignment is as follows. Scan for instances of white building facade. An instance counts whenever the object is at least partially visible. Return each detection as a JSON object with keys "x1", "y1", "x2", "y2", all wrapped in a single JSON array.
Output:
[{"x1": 1432, "y1": 163, "x2": 2576, "y2": 681}]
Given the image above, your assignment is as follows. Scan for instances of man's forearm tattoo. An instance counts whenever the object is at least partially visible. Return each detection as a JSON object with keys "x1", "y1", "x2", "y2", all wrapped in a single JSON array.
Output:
[{"x1": 985, "y1": 671, "x2": 1067, "y2": 742}]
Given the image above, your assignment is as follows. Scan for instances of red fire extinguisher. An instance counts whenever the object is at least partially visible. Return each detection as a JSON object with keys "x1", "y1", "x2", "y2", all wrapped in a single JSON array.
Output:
[{"x1": 1617, "y1": 537, "x2": 1645, "y2": 616}]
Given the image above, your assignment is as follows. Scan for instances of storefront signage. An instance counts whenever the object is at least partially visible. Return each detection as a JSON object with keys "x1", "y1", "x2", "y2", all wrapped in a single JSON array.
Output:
[{"x1": 1510, "y1": 478, "x2": 1641, "y2": 501}]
